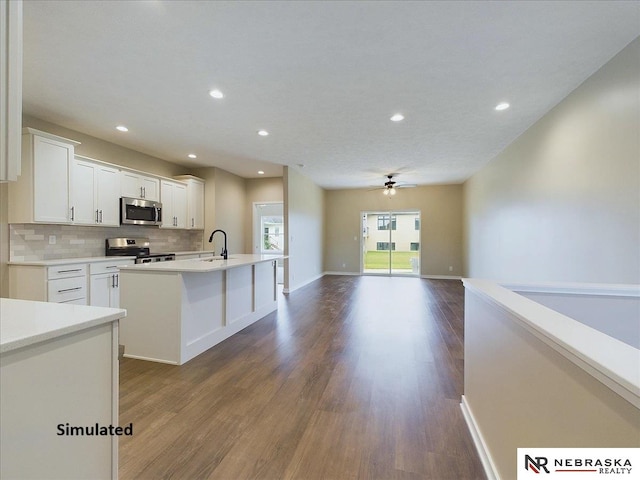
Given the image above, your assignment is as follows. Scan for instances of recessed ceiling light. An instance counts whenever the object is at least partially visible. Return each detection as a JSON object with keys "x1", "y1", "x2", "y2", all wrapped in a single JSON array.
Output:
[
  {"x1": 116, "y1": 125, "x2": 128, "y2": 132},
  {"x1": 209, "y1": 89, "x2": 224, "y2": 99},
  {"x1": 495, "y1": 102, "x2": 510, "y2": 111},
  {"x1": 258, "y1": 130, "x2": 269, "y2": 136},
  {"x1": 390, "y1": 113, "x2": 404, "y2": 122},
  {"x1": 258, "y1": 170, "x2": 265, "y2": 175},
  {"x1": 188, "y1": 154, "x2": 197, "y2": 159}
]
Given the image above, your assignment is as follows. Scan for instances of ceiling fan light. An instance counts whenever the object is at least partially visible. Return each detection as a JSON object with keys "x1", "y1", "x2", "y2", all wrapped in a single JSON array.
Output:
[
  {"x1": 383, "y1": 188, "x2": 389, "y2": 196},
  {"x1": 389, "y1": 187, "x2": 397, "y2": 195}
]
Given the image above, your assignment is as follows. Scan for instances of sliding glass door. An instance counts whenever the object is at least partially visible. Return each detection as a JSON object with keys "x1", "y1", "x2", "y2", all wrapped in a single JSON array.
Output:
[{"x1": 361, "y1": 211, "x2": 420, "y2": 276}]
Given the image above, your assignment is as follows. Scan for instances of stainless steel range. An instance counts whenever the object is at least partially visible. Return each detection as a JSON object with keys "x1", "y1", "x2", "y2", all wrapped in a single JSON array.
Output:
[{"x1": 105, "y1": 237, "x2": 175, "y2": 264}]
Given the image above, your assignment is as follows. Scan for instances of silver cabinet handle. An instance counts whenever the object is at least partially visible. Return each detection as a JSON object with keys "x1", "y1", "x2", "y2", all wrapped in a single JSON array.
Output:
[
  {"x1": 143, "y1": 186, "x2": 146, "y2": 198},
  {"x1": 70, "y1": 206, "x2": 75, "y2": 221},
  {"x1": 96, "y1": 209, "x2": 99, "y2": 223},
  {"x1": 116, "y1": 274, "x2": 119, "y2": 287},
  {"x1": 99, "y1": 210, "x2": 103, "y2": 223},
  {"x1": 191, "y1": 218, "x2": 194, "y2": 228},
  {"x1": 58, "y1": 286, "x2": 82, "y2": 293},
  {"x1": 111, "y1": 274, "x2": 115, "y2": 288},
  {"x1": 57, "y1": 268, "x2": 82, "y2": 273},
  {"x1": 140, "y1": 186, "x2": 144, "y2": 198},
  {"x1": 105, "y1": 266, "x2": 118, "y2": 269}
]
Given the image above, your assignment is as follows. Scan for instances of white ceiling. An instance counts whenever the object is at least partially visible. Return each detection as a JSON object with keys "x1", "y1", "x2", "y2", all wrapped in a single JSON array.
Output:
[{"x1": 22, "y1": 1, "x2": 640, "y2": 189}]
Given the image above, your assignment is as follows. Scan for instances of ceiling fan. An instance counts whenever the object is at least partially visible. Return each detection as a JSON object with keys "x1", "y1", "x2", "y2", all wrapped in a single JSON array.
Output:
[{"x1": 378, "y1": 174, "x2": 416, "y2": 195}]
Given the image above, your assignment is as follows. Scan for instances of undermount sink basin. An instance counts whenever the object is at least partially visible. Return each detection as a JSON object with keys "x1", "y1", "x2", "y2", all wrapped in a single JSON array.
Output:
[{"x1": 202, "y1": 256, "x2": 235, "y2": 262}]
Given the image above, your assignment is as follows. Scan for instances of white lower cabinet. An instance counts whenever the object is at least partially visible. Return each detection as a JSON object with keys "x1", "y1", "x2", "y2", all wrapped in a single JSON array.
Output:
[
  {"x1": 9, "y1": 259, "x2": 134, "y2": 306},
  {"x1": 9, "y1": 263, "x2": 88, "y2": 304},
  {"x1": 89, "y1": 259, "x2": 134, "y2": 308}
]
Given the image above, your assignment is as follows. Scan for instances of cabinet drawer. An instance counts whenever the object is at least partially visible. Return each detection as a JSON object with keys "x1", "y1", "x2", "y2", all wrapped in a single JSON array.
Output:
[
  {"x1": 48, "y1": 264, "x2": 87, "y2": 280},
  {"x1": 90, "y1": 259, "x2": 134, "y2": 275},
  {"x1": 59, "y1": 297, "x2": 88, "y2": 306},
  {"x1": 48, "y1": 276, "x2": 87, "y2": 303}
]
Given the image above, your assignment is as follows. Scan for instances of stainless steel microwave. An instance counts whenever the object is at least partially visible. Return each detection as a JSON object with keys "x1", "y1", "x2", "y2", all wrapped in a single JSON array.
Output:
[{"x1": 120, "y1": 197, "x2": 162, "y2": 226}]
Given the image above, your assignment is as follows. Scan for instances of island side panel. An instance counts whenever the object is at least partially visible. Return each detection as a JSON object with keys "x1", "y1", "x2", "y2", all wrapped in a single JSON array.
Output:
[
  {"x1": 255, "y1": 260, "x2": 277, "y2": 310},
  {"x1": 226, "y1": 265, "x2": 253, "y2": 324},
  {"x1": 181, "y1": 270, "x2": 225, "y2": 364},
  {"x1": 119, "y1": 271, "x2": 182, "y2": 364}
]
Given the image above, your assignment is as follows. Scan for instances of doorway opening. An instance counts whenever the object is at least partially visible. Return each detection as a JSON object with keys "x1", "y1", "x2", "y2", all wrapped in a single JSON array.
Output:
[
  {"x1": 361, "y1": 211, "x2": 420, "y2": 276},
  {"x1": 253, "y1": 202, "x2": 284, "y2": 284}
]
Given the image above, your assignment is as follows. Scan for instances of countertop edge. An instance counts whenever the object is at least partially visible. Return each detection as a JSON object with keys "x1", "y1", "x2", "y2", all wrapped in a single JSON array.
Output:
[{"x1": 0, "y1": 300, "x2": 127, "y2": 354}]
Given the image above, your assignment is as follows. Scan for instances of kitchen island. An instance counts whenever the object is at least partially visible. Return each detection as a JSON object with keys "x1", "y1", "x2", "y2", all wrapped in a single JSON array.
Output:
[
  {"x1": 118, "y1": 254, "x2": 283, "y2": 365},
  {"x1": 0, "y1": 298, "x2": 125, "y2": 479}
]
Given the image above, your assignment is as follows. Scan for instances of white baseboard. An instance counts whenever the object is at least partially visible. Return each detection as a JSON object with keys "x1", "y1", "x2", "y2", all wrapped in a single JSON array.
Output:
[
  {"x1": 283, "y1": 272, "x2": 325, "y2": 294},
  {"x1": 422, "y1": 275, "x2": 462, "y2": 280},
  {"x1": 460, "y1": 395, "x2": 499, "y2": 480},
  {"x1": 324, "y1": 271, "x2": 361, "y2": 276}
]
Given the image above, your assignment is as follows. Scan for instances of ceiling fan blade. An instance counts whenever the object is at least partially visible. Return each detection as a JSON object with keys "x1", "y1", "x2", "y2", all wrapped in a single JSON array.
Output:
[{"x1": 396, "y1": 183, "x2": 417, "y2": 188}]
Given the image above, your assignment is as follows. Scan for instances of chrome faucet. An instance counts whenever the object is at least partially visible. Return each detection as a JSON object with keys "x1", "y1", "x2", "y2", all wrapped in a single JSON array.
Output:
[{"x1": 208, "y1": 229, "x2": 228, "y2": 259}]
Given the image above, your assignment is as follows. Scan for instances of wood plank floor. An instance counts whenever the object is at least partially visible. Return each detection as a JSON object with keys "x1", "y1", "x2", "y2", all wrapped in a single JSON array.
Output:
[{"x1": 119, "y1": 276, "x2": 486, "y2": 480}]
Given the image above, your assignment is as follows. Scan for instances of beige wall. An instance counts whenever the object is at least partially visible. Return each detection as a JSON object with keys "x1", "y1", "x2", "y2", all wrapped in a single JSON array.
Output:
[
  {"x1": 284, "y1": 167, "x2": 324, "y2": 292},
  {"x1": 324, "y1": 185, "x2": 463, "y2": 276},
  {"x1": 22, "y1": 115, "x2": 192, "y2": 178},
  {"x1": 193, "y1": 167, "x2": 246, "y2": 255},
  {"x1": 464, "y1": 38, "x2": 640, "y2": 284},
  {"x1": 244, "y1": 177, "x2": 283, "y2": 253}
]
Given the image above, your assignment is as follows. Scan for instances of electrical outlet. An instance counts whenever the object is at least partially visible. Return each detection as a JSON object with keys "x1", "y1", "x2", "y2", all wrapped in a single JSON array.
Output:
[
  {"x1": 342, "y1": 263, "x2": 346, "y2": 268},
  {"x1": 449, "y1": 266, "x2": 453, "y2": 272},
  {"x1": 49, "y1": 235, "x2": 56, "y2": 245}
]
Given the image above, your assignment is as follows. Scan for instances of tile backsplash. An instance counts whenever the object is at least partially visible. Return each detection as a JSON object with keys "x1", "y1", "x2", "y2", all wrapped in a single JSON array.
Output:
[{"x1": 10, "y1": 224, "x2": 203, "y2": 261}]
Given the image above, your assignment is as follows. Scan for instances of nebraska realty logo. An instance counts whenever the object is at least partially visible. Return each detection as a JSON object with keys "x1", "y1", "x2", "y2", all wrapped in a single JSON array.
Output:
[{"x1": 517, "y1": 448, "x2": 639, "y2": 479}]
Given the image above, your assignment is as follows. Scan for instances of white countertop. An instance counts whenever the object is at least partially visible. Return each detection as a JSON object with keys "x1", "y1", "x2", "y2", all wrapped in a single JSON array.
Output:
[
  {"x1": 120, "y1": 253, "x2": 284, "y2": 273},
  {"x1": 8, "y1": 256, "x2": 136, "y2": 266},
  {"x1": 0, "y1": 298, "x2": 126, "y2": 354}
]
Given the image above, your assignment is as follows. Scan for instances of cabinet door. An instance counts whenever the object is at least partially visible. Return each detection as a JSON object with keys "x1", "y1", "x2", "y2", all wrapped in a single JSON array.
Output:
[
  {"x1": 110, "y1": 274, "x2": 120, "y2": 308},
  {"x1": 160, "y1": 181, "x2": 174, "y2": 228},
  {"x1": 174, "y1": 183, "x2": 188, "y2": 229},
  {"x1": 71, "y1": 159, "x2": 97, "y2": 224},
  {"x1": 96, "y1": 165, "x2": 120, "y2": 226},
  {"x1": 120, "y1": 171, "x2": 142, "y2": 199},
  {"x1": 33, "y1": 136, "x2": 72, "y2": 223},
  {"x1": 90, "y1": 273, "x2": 112, "y2": 307},
  {"x1": 190, "y1": 180, "x2": 204, "y2": 229},
  {"x1": 141, "y1": 176, "x2": 159, "y2": 201}
]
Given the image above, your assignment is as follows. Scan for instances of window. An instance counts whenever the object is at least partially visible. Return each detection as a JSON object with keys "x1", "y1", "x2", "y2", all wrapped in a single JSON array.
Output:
[
  {"x1": 415, "y1": 218, "x2": 420, "y2": 230},
  {"x1": 376, "y1": 242, "x2": 396, "y2": 251},
  {"x1": 377, "y1": 214, "x2": 397, "y2": 230},
  {"x1": 261, "y1": 216, "x2": 284, "y2": 252},
  {"x1": 410, "y1": 242, "x2": 419, "y2": 251}
]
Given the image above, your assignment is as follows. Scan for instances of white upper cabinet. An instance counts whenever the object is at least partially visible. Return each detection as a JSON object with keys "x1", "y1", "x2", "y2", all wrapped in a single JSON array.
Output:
[
  {"x1": 160, "y1": 180, "x2": 187, "y2": 229},
  {"x1": 9, "y1": 128, "x2": 80, "y2": 224},
  {"x1": 121, "y1": 170, "x2": 159, "y2": 201},
  {"x1": 96, "y1": 164, "x2": 120, "y2": 225},
  {"x1": 71, "y1": 159, "x2": 96, "y2": 224},
  {"x1": 174, "y1": 175, "x2": 205, "y2": 230},
  {"x1": 0, "y1": 0, "x2": 22, "y2": 182},
  {"x1": 71, "y1": 157, "x2": 120, "y2": 226}
]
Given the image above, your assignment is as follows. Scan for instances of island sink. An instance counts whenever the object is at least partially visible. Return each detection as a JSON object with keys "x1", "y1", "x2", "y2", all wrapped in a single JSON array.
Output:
[{"x1": 202, "y1": 256, "x2": 236, "y2": 262}]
